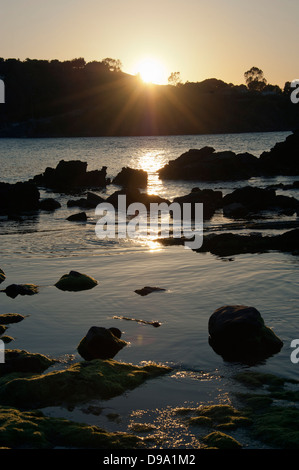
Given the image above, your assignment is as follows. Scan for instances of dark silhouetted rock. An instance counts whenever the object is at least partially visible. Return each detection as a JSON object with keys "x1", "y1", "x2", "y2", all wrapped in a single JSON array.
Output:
[
  {"x1": 67, "y1": 212, "x2": 87, "y2": 222},
  {"x1": 55, "y1": 270, "x2": 98, "y2": 291},
  {"x1": 31, "y1": 160, "x2": 108, "y2": 191},
  {"x1": 2, "y1": 284, "x2": 39, "y2": 299},
  {"x1": 0, "y1": 182, "x2": 40, "y2": 215},
  {"x1": 208, "y1": 305, "x2": 283, "y2": 363},
  {"x1": 259, "y1": 130, "x2": 299, "y2": 176},
  {"x1": 134, "y1": 286, "x2": 166, "y2": 296},
  {"x1": 173, "y1": 188, "x2": 223, "y2": 220},
  {"x1": 106, "y1": 188, "x2": 170, "y2": 210},
  {"x1": 112, "y1": 167, "x2": 148, "y2": 188},
  {"x1": 158, "y1": 147, "x2": 257, "y2": 181},
  {"x1": 222, "y1": 186, "x2": 299, "y2": 218},
  {"x1": 0, "y1": 268, "x2": 5, "y2": 284},
  {"x1": 77, "y1": 326, "x2": 127, "y2": 360},
  {"x1": 86, "y1": 192, "x2": 106, "y2": 207},
  {"x1": 39, "y1": 198, "x2": 61, "y2": 211},
  {"x1": 0, "y1": 313, "x2": 25, "y2": 324}
]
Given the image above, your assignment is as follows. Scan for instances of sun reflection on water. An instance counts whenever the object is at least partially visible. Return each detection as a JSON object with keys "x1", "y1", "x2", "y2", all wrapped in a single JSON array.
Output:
[{"x1": 135, "y1": 150, "x2": 167, "y2": 195}]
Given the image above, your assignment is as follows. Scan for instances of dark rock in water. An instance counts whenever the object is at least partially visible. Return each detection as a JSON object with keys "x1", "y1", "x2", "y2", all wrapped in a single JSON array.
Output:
[
  {"x1": 55, "y1": 270, "x2": 98, "y2": 291},
  {"x1": 0, "y1": 325, "x2": 7, "y2": 335},
  {"x1": 67, "y1": 212, "x2": 87, "y2": 222},
  {"x1": 0, "y1": 268, "x2": 5, "y2": 284},
  {"x1": 134, "y1": 286, "x2": 166, "y2": 296},
  {"x1": 31, "y1": 160, "x2": 108, "y2": 191},
  {"x1": 0, "y1": 181, "x2": 40, "y2": 215},
  {"x1": 158, "y1": 147, "x2": 258, "y2": 181},
  {"x1": 0, "y1": 313, "x2": 25, "y2": 325},
  {"x1": 0, "y1": 349, "x2": 55, "y2": 376},
  {"x1": 39, "y1": 198, "x2": 61, "y2": 211},
  {"x1": 208, "y1": 305, "x2": 283, "y2": 363},
  {"x1": 173, "y1": 188, "x2": 223, "y2": 220},
  {"x1": 106, "y1": 188, "x2": 170, "y2": 210},
  {"x1": 195, "y1": 228, "x2": 299, "y2": 257},
  {"x1": 77, "y1": 326, "x2": 127, "y2": 360},
  {"x1": 222, "y1": 186, "x2": 299, "y2": 218},
  {"x1": 86, "y1": 191, "x2": 106, "y2": 207},
  {"x1": 2, "y1": 284, "x2": 39, "y2": 299},
  {"x1": 112, "y1": 167, "x2": 148, "y2": 188},
  {"x1": 259, "y1": 130, "x2": 299, "y2": 176}
]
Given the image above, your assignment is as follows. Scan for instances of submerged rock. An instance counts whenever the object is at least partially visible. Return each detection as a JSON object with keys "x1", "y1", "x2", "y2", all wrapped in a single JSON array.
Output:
[
  {"x1": 55, "y1": 271, "x2": 98, "y2": 292},
  {"x1": 77, "y1": 326, "x2": 127, "y2": 360},
  {"x1": 134, "y1": 286, "x2": 166, "y2": 296},
  {"x1": 208, "y1": 305, "x2": 283, "y2": 363},
  {"x1": 0, "y1": 349, "x2": 55, "y2": 376},
  {"x1": 0, "y1": 358, "x2": 171, "y2": 409},
  {"x1": 2, "y1": 284, "x2": 39, "y2": 299}
]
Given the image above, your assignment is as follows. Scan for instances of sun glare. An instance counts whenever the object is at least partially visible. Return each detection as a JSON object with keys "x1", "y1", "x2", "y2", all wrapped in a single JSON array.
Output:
[{"x1": 134, "y1": 58, "x2": 167, "y2": 85}]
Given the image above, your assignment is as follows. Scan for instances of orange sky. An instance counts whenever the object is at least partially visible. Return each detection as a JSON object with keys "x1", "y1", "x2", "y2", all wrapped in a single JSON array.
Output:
[{"x1": 1, "y1": 0, "x2": 298, "y2": 87}]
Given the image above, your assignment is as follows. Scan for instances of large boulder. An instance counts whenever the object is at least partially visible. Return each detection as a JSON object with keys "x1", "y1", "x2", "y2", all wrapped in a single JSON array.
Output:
[
  {"x1": 31, "y1": 160, "x2": 108, "y2": 191},
  {"x1": 259, "y1": 130, "x2": 299, "y2": 176},
  {"x1": 158, "y1": 147, "x2": 258, "y2": 181},
  {"x1": 208, "y1": 305, "x2": 283, "y2": 363},
  {"x1": 77, "y1": 326, "x2": 127, "y2": 360},
  {"x1": 112, "y1": 167, "x2": 148, "y2": 188},
  {"x1": 0, "y1": 182, "x2": 40, "y2": 215}
]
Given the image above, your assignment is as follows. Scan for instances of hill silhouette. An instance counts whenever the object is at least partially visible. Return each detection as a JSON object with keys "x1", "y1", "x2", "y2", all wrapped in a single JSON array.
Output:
[{"x1": 0, "y1": 58, "x2": 298, "y2": 137}]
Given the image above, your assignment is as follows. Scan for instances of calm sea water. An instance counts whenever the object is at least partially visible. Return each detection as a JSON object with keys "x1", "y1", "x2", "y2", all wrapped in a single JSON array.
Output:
[{"x1": 0, "y1": 131, "x2": 298, "y2": 448}]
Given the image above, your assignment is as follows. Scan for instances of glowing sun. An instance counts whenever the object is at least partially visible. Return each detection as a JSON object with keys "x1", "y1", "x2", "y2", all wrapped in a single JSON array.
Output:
[{"x1": 134, "y1": 58, "x2": 167, "y2": 85}]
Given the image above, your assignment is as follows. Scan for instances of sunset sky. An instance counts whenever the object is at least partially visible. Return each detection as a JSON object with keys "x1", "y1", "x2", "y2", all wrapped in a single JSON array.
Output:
[{"x1": 1, "y1": 0, "x2": 299, "y2": 87}]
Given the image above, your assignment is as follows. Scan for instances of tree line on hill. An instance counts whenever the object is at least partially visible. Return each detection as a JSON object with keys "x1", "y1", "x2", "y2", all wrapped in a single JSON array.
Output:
[{"x1": 0, "y1": 58, "x2": 298, "y2": 137}]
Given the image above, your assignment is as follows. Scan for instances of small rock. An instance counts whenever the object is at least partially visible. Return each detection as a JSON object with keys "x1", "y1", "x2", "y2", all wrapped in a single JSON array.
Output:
[
  {"x1": 0, "y1": 325, "x2": 7, "y2": 335},
  {"x1": 134, "y1": 286, "x2": 166, "y2": 296},
  {"x1": 3, "y1": 284, "x2": 39, "y2": 299},
  {"x1": 0, "y1": 314, "x2": 25, "y2": 325},
  {"x1": 39, "y1": 198, "x2": 61, "y2": 211},
  {"x1": 77, "y1": 326, "x2": 127, "y2": 360},
  {"x1": 67, "y1": 212, "x2": 87, "y2": 222},
  {"x1": 55, "y1": 270, "x2": 98, "y2": 291},
  {"x1": 0, "y1": 268, "x2": 5, "y2": 284}
]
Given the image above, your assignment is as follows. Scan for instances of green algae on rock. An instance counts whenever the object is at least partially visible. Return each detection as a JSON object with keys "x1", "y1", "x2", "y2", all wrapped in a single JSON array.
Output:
[
  {"x1": 234, "y1": 370, "x2": 299, "y2": 448},
  {"x1": 0, "y1": 358, "x2": 171, "y2": 409},
  {"x1": 187, "y1": 404, "x2": 252, "y2": 430},
  {"x1": 0, "y1": 349, "x2": 56, "y2": 376},
  {"x1": 0, "y1": 406, "x2": 142, "y2": 449},
  {"x1": 202, "y1": 431, "x2": 242, "y2": 449},
  {"x1": 55, "y1": 270, "x2": 98, "y2": 292}
]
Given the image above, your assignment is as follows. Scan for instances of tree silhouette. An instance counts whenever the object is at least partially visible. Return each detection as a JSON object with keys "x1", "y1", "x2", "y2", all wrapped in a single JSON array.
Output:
[
  {"x1": 102, "y1": 58, "x2": 122, "y2": 72},
  {"x1": 244, "y1": 66, "x2": 267, "y2": 91},
  {"x1": 168, "y1": 71, "x2": 182, "y2": 86}
]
